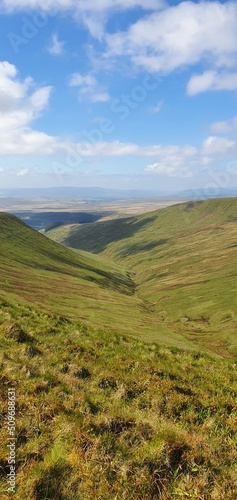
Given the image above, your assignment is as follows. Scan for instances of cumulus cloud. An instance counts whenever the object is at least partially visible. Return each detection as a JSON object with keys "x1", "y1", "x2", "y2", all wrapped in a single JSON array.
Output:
[
  {"x1": 0, "y1": 0, "x2": 163, "y2": 12},
  {"x1": 144, "y1": 137, "x2": 237, "y2": 177},
  {"x1": 144, "y1": 145, "x2": 199, "y2": 177},
  {"x1": 2, "y1": 1, "x2": 237, "y2": 97},
  {"x1": 210, "y1": 115, "x2": 237, "y2": 134},
  {"x1": 57, "y1": 141, "x2": 211, "y2": 178},
  {"x1": 0, "y1": 61, "x2": 32, "y2": 111},
  {"x1": 187, "y1": 71, "x2": 237, "y2": 95},
  {"x1": 105, "y1": 2, "x2": 237, "y2": 73},
  {"x1": 202, "y1": 136, "x2": 236, "y2": 155},
  {"x1": 1, "y1": 60, "x2": 237, "y2": 180},
  {"x1": 0, "y1": 60, "x2": 57, "y2": 155},
  {"x1": 71, "y1": 143, "x2": 204, "y2": 166},
  {"x1": 69, "y1": 72, "x2": 110, "y2": 102},
  {"x1": 48, "y1": 33, "x2": 65, "y2": 56},
  {"x1": 0, "y1": 0, "x2": 165, "y2": 38}
]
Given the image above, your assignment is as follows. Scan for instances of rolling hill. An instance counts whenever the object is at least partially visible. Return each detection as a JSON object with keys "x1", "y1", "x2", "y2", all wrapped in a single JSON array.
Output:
[
  {"x1": 0, "y1": 203, "x2": 237, "y2": 499},
  {"x1": 45, "y1": 198, "x2": 237, "y2": 357},
  {"x1": 0, "y1": 210, "x2": 224, "y2": 355},
  {"x1": 0, "y1": 213, "x2": 143, "y2": 334}
]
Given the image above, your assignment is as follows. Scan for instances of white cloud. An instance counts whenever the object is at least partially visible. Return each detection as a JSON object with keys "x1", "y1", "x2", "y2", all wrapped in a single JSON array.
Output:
[
  {"x1": 210, "y1": 115, "x2": 237, "y2": 134},
  {"x1": 0, "y1": 61, "x2": 33, "y2": 111},
  {"x1": 148, "y1": 100, "x2": 163, "y2": 114},
  {"x1": 187, "y1": 70, "x2": 237, "y2": 95},
  {"x1": 0, "y1": 0, "x2": 163, "y2": 12},
  {"x1": 16, "y1": 168, "x2": 30, "y2": 176},
  {"x1": 0, "y1": 0, "x2": 165, "y2": 38},
  {"x1": 1, "y1": 1, "x2": 237, "y2": 98},
  {"x1": 69, "y1": 74, "x2": 95, "y2": 87},
  {"x1": 70, "y1": 142, "x2": 199, "y2": 161},
  {"x1": 143, "y1": 138, "x2": 237, "y2": 177},
  {"x1": 144, "y1": 145, "x2": 199, "y2": 177},
  {"x1": 1, "y1": 60, "x2": 237, "y2": 181},
  {"x1": 105, "y1": 2, "x2": 237, "y2": 73},
  {"x1": 145, "y1": 162, "x2": 190, "y2": 177},
  {"x1": 0, "y1": 60, "x2": 57, "y2": 155},
  {"x1": 48, "y1": 33, "x2": 65, "y2": 56},
  {"x1": 202, "y1": 136, "x2": 236, "y2": 155},
  {"x1": 69, "y1": 72, "x2": 110, "y2": 102},
  {"x1": 74, "y1": 141, "x2": 138, "y2": 157}
]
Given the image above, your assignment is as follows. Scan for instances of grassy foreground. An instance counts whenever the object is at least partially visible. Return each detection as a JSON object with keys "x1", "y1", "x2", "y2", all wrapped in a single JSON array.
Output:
[{"x1": 0, "y1": 298, "x2": 237, "y2": 499}]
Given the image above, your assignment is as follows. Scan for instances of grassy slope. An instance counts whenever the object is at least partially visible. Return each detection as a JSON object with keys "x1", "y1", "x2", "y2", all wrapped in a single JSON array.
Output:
[
  {"x1": 46, "y1": 199, "x2": 237, "y2": 357},
  {"x1": 0, "y1": 213, "x2": 221, "y2": 354},
  {"x1": 0, "y1": 299, "x2": 236, "y2": 499},
  {"x1": 0, "y1": 205, "x2": 237, "y2": 498},
  {"x1": 0, "y1": 213, "x2": 144, "y2": 335}
]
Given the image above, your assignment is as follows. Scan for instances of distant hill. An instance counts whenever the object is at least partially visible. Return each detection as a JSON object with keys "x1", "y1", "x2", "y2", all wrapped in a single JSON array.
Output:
[
  {"x1": 1, "y1": 186, "x2": 236, "y2": 201},
  {"x1": 45, "y1": 198, "x2": 237, "y2": 357},
  {"x1": 0, "y1": 186, "x2": 165, "y2": 199}
]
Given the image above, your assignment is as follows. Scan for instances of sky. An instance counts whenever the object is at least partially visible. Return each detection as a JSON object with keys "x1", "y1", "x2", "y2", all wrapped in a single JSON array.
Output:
[{"x1": 0, "y1": 0, "x2": 237, "y2": 193}]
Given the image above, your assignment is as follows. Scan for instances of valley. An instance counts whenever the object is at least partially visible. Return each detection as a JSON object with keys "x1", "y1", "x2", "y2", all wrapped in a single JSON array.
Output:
[
  {"x1": 44, "y1": 198, "x2": 237, "y2": 358},
  {"x1": 0, "y1": 197, "x2": 237, "y2": 499}
]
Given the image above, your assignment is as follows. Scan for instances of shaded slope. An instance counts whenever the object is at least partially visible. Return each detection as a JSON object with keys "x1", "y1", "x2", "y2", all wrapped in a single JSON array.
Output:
[
  {"x1": 0, "y1": 213, "x2": 133, "y2": 293},
  {"x1": 0, "y1": 213, "x2": 144, "y2": 334},
  {"x1": 46, "y1": 199, "x2": 237, "y2": 356},
  {"x1": 46, "y1": 198, "x2": 237, "y2": 255},
  {"x1": 44, "y1": 214, "x2": 157, "y2": 253}
]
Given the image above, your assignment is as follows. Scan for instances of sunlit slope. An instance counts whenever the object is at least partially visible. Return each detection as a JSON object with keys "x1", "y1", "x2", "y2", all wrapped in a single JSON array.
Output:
[{"x1": 46, "y1": 199, "x2": 237, "y2": 356}]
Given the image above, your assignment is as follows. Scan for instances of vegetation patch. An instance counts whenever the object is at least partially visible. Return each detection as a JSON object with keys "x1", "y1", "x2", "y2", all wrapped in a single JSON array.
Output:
[{"x1": 0, "y1": 301, "x2": 236, "y2": 499}]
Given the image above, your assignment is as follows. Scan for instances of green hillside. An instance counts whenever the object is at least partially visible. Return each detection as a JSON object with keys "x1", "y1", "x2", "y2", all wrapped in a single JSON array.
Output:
[
  {"x1": 45, "y1": 198, "x2": 237, "y2": 357},
  {"x1": 0, "y1": 213, "x2": 203, "y2": 349},
  {"x1": 0, "y1": 300, "x2": 237, "y2": 499},
  {"x1": 0, "y1": 204, "x2": 237, "y2": 498},
  {"x1": 0, "y1": 213, "x2": 141, "y2": 334}
]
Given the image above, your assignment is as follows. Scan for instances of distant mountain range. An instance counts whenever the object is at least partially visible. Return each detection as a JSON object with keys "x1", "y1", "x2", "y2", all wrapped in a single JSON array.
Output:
[
  {"x1": 0, "y1": 186, "x2": 236, "y2": 200},
  {"x1": 0, "y1": 187, "x2": 165, "y2": 199}
]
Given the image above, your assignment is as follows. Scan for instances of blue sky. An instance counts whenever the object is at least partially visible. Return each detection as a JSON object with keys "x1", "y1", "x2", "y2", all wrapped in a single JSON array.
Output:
[{"x1": 0, "y1": 0, "x2": 237, "y2": 192}]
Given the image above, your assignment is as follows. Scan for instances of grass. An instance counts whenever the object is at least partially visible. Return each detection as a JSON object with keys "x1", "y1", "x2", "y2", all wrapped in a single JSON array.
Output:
[
  {"x1": 1, "y1": 201, "x2": 237, "y2": 498},
  {"x1": 0, "y1": 213, "x2": 144, "y2": 336},
  {"x1": 0, "y1": 210, "x2": 226, "y2": 355},
  {"x1": 45, "y1": 198, "x2": 237, "y2": 357},
  {"x1": 0, "y1": 299, "x2": 237, "y2": 499}
]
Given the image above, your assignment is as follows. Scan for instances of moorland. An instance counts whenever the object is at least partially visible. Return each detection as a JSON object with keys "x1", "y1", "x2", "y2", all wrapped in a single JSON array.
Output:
[{"x1": 0, "y1": 197, "x2": 237, "y2": 499}]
